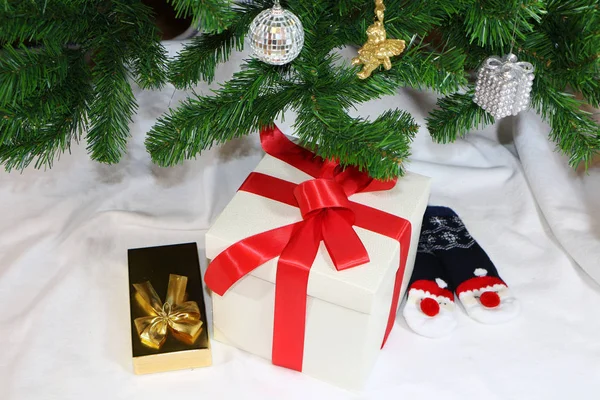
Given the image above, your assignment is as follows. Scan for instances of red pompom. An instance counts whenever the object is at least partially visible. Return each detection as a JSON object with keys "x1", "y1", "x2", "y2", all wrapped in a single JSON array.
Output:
[
  {"x1": 420, "y1": 297, "x2": 440, "y2": 317},
  {"x1": 480, "y1": 291, "x2": 501, "y2": 308}
]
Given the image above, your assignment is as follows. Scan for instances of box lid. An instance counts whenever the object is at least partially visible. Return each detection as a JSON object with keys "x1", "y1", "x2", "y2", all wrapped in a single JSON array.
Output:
[{"x1": 206, "y1": 154, "x2": 430, "y2": 314}]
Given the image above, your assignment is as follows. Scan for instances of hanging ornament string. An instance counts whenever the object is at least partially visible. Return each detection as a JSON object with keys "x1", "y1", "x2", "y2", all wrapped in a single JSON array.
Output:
[
  {"x1": 508, "y1": 14, "x2": 519, "y2": 56},
  {"x1": 473, "y1": 11, "x2": 535, "y2": 119},
  {"x1": 352, "y1": 0, "x2": 405, "y2": 79}
]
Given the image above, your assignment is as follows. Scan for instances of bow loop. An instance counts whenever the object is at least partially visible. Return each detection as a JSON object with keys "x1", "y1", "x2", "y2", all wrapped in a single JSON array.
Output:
[
  {"x1": 485, "y1": 55, "x2": 504, "y2": 69},
  {"x1": 133, "y1": 281, "x2": 163, "y2": 316}
]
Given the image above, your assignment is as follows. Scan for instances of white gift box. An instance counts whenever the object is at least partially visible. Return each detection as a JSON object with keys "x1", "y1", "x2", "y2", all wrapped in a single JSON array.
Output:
[{"x1": 206, "y1": 153, "x2": 430, "y2": 390}]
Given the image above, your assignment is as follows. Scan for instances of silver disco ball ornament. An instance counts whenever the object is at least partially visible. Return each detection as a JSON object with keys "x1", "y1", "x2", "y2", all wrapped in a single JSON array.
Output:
[{"x1": 248, "y1": 1, "x2": 304, "y2": 65}]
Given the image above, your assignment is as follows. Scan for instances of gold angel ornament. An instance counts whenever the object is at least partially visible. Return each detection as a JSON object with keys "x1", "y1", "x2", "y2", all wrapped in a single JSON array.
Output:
[{"x1": 352, "y1": 0, "x2": 405, "y2": 79}]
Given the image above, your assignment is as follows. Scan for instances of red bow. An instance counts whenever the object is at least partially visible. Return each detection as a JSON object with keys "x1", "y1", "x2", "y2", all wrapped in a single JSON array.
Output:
[{"x1": 205, "y1": 125, "x2": 411, "y2": 371}]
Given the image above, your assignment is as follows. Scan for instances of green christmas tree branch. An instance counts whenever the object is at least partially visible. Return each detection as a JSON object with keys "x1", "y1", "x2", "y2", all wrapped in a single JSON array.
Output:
[
  {"x1": 153, "y1": 0, "x2": 471, "y2": 178},
  {"x1": 386, "y1": 0, "x2": 462, "y2": 40},
  {"x1": 428, "y1": 0, "x2": 599, "y2": 165},
  {"x1": 168, "y1": 30, "x2": 242, "y2": 88},
  {"x1": 462, "y1": 0, "x2": 546, "y2": 50},
  {"x1": 0, "y1": 44, "x2": 69, "y2": 105},
  {"x1": 522, "y1": 0, "x2": 600, "y2": 108},
  {"x1": 116, "y1": 1, "x2": 169, "y2": 90},
  {"x1": 0, "y1": 50, "x2": 91, "y2": 170},
  {"x1": 1, "y1": 0, "x2": 598, "y2": 175},
  {"x1": 147, "y1": 59, "x2": 294, "y2": 166},
  {"x1": 426, "y1": 91, "x2": 495, "y2": 143},
  {"x1": 0, "y1": 50, "x2": 88, "y2": 145},
  {"x1": 86, "y1": 36, "x2": 137, "y2": 164},
  {"x1": 291, "y1": 51, "x2": 418, "y2": 178},
  {"x1": 0, "y1": 0, "x2": 90, "y2": 45},
  {"x1": 290, "y1": 1, "x2": 418, "y2": 179},
  {"x1": 295, "y1": 106, "x2": 417, "y2": 178},
  {"x1": 336, "y1": 0, "x2": 461, "y2": 46},
  {"x1": 531, "y1": 76, "x2": 600, "y2": 169},
  {"x1": 168, "y1": 0, "x2": 236, "y2": 33},
  {"x1": 382, "y1": 39, "x2": 468, "y2": 94},
  {"x1": 427, "y1": 80, "x2": 600, "y2": 170},
  {"x1": 149, "y1": 1, "x2": 422, "y2": 179},
  {"x1": 167, "y1": 1, "x2": 272, "y2": 88},
  {"x1": 0, "y1": 0, "x2": 169, "y2": 170}
]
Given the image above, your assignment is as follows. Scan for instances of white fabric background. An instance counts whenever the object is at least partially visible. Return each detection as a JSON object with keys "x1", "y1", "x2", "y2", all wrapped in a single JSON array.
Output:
[{"x1": 1, "y1": 42, "x2": 599, "y2": 400}]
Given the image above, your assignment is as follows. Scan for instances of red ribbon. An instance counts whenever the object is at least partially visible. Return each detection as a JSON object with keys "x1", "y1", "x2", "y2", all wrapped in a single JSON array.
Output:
[{"x1": 205, "y1": 125, "x2": 411, "y2": 371}]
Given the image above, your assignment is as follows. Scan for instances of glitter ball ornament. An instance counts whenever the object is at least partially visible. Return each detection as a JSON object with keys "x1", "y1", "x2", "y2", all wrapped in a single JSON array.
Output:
[
  {"x1": 248, "y1": 1, "x2": 304, "y2": 65},
  {"x1": 473, "y1": 54, "x2": 535, "y2": 119}
]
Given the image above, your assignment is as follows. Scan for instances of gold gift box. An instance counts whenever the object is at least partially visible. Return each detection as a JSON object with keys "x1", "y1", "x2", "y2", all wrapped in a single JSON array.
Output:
[{"x1": 128, "y1": 243, "x2": 211, "y2": 374}]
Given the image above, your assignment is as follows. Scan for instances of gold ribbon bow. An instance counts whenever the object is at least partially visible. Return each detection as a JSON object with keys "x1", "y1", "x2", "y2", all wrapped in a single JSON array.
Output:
[{"x1": 133, "y1": 274, "x2": 203, "y2": 349}]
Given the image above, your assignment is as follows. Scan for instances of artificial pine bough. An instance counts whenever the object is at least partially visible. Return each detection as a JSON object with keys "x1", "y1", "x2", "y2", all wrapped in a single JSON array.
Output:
[
  {"x1": 0, "y1": 0, "x2": 170, "y2": 169},
  {"x1": 1, "y1": 1, "x2": 599, "y2": 179}
]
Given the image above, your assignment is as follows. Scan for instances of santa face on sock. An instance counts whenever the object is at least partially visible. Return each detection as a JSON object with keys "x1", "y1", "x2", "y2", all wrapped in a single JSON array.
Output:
[
  {"x1": 403, "y1": 278, "x2": 457, "y2": 338},
  {"x1": 456, "y1": 268, "x2": 520, "y2": 324}
]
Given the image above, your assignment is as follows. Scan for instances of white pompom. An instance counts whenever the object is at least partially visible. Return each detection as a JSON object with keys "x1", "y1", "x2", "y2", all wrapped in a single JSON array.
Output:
[
  {"x1": 435, "y1": 278, "x2": 448, "y2": 289},
  {"x1": 474, "y1": 268, "x2": 488, "y2": 277}
]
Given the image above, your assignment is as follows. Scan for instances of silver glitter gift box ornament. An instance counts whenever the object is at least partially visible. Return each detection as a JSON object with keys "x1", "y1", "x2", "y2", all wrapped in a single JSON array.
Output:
[
  {"x1": 248, "y1": 1, "x2": 304, "y2": 65},
  {"x1": 473, "y1": 54, "x2": 535, "y2": 119}
]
